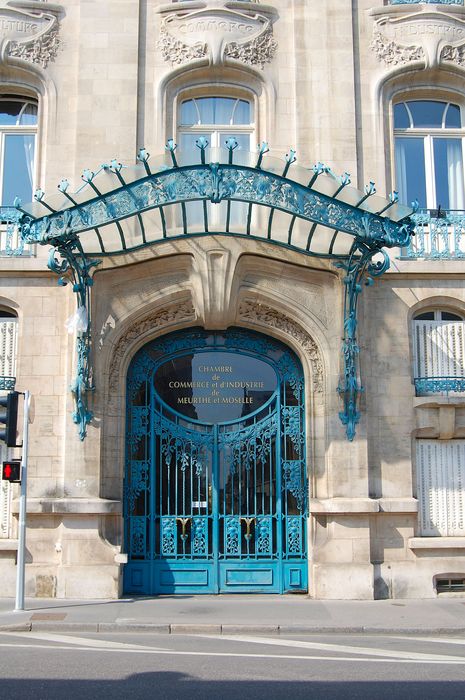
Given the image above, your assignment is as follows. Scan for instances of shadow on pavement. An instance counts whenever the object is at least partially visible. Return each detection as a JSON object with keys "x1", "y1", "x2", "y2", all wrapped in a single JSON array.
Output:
[{"x1": 1, "y1": 672, "x2": 464, "y2": 700}]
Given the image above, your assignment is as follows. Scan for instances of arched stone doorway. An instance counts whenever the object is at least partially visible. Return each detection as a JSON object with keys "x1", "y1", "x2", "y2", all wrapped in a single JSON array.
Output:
[{"x1": 123, "y1": 327, "x2": 308, "y2": 595}]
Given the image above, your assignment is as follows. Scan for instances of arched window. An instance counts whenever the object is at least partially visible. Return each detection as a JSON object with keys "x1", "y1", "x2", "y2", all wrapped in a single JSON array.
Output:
[
  {"x1": 178, "y1": 96, "x2": 254, "y2": 159},
  {"x1": 412, "y1": 308, "x2": 465, "y2": 395},
  {"x1": 0, "y1": 97, "x2": 37, "y2": 207},
  {"x1": 177, "y1": 95, "x2": 255, "y2": 228},
  {"x1": 394, "y1": 100, "x2": 465, "y2": 211}
]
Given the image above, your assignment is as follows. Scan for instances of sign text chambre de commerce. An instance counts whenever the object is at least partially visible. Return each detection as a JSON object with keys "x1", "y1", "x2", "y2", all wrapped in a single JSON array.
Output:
[{"x1": 169, "y1": 365, "x2": 265, "y2": 405}]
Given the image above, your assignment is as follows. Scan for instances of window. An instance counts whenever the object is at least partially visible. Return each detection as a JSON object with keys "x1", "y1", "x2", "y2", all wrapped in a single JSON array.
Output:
[
  {"x1": 178, "y1": 96, "x2": 254, "y2": 161},
  {"x1": 0, "y1": 97, "x2": 37, "y2": 207},
  {"x1": 389, "y1": 2, "x2": 463, "y2": 5},
  {"x1": 435, "y1": 576, "x2": 465, "y2": 594},
  {"x1": 416, "y1": 440, "x2": 465, "y2": 537},
  {"x1": 0, "y1": 310, "x2": 18, "y2": 381},
  {"x1": 412, "y1": 309, "x2": 465, "y2": 394},
  {"x1": 394, "y1": 100, "x2": 465, "y2": 210},
  {"x1": 177, "y1": 96, "x2": 255, "y2": 229},
  {"x1": 389, "y1": 1, "x2": 463, "y2": 5}
]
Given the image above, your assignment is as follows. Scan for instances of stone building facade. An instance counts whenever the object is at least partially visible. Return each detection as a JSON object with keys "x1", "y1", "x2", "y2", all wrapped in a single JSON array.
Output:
[{"x1": 1, "y1": 0, "x2": 465, "y2": 600}]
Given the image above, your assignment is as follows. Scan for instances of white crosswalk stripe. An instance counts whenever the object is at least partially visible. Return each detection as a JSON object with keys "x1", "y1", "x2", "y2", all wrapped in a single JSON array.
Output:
[
  {"x1": 205, "y1": 633, "x2": 465, "y2": 663},
  {"x1": 0, "y1": 632, "x2": 464, "y2": 665},
  {"x1": 1, "y1": 631, "x2": 168, "y2": 651}
]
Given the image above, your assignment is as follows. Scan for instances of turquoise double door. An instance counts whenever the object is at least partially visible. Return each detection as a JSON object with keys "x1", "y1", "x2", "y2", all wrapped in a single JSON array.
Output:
[{"x1": 123, "y1": 329, "x2": 308, "y2": 595}]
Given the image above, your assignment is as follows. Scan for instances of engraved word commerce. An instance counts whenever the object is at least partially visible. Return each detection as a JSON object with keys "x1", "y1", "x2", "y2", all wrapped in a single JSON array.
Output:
[{"x1": 178, "y1": 20, "x2": 255, "y2": 35}]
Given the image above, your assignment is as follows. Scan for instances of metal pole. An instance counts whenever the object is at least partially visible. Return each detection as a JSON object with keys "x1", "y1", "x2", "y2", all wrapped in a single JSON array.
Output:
[{"x1": 15, "y1": 390, "x2": 30, "y2": 612}]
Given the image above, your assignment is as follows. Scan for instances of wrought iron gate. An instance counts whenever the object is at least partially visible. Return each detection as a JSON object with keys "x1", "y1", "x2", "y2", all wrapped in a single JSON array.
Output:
[{"x1": 124, "y1": 329, "x2": 308, "y2": 594}]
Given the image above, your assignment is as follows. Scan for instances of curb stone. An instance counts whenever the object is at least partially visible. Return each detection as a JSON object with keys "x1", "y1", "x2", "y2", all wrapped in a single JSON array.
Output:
[
  {"x1": 1, "y1": 622, "x2": 465, "y2": 635},
  {"x1": 0, "y1": 622, "x2": 32, "y2": 632},
  {"x1": 99, "y1": 623, "x2": 171, "y2": 633}
]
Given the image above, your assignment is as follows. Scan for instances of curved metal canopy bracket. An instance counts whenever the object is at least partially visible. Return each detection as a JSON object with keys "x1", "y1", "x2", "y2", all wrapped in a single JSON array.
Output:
[{"x1": 13, "y1": 141, "x2": 414, "y2": 441}]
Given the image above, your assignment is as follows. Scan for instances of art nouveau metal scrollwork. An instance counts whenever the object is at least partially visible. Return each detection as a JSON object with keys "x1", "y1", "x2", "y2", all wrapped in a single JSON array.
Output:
[
  {"x1": 335, "y1": 235, "x2": 410, "y2": 441},
  {"x1": 47, "y1": 237, "x2": 101, "y2": 440},
  {"x1": 14, "y1": 141, "x2": 414, "y2": 440}
]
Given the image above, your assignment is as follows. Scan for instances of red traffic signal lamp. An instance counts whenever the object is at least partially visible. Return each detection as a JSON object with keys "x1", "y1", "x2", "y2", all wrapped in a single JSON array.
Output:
[
  {"x1": 0, "y1": 391, "x2": 20, "y2": 447},
  {"x1": 2, "y1": 460, "x2": 21, "y2": 483}
]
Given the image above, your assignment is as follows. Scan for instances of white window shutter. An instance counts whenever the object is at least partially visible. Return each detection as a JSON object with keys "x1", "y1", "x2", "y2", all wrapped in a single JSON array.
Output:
[
  {"x1": 0, "y1": 320, "x2": 18, "y2": 378},
  {"x1": 0, "y1": 445, "x2": 11, "y2": 538},
  {"x1": 0, "y1": 320, "x2": 17, "y2": 538},
  {"x1": 413, "y1": 321, "x2": 465, "y2": 380},
  {"x1": 416, "y1": 440, "x2": 465, "y2": 536}
]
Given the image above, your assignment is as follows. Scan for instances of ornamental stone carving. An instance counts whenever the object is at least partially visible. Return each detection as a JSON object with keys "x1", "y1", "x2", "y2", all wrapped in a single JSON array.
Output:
[
  {"x1": 108, "y1": 301, "x2": 196, "y2": 392},
  {"x1": 243, "y1": 276, "x2": 328, "y2": 328},
  {"x1": 1, "y1": 1, "x2": 62, "y2": 68},
  {"x1": 238, "y1": 300, "x2": 324, "y2": 393},
  {"x1": 370, "y1": 5, "x2": 465, "y2": 69},
  {"x1": 157, "y1": 0, "x2": 278, "y2": 68},
  {"x1": 441, "y1": 42, "x2": 465, "y2": 64},
  {"x1": 370, "y1": 31, "x2": 424, "y2": 66}
]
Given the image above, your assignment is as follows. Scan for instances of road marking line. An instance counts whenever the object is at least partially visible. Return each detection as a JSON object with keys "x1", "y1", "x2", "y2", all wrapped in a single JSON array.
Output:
[
  {"x1": 389, "y1": 635, "x2": 465, "y2": 647},
  {"x1": 211, "y1": 634, "x2": 465, "y2": 663},
  {"x1": 0, "y1": 631, "x2": 168, "y2": 652},
  {"x1": 0, "y1": 641, "x2": 465, "y2": 665}
]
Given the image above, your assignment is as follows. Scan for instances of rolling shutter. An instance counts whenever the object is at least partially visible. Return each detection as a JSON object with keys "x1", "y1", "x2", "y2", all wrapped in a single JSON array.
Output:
[{"x1": 416, "y1": 440, "x2": 465, "y2": 536}]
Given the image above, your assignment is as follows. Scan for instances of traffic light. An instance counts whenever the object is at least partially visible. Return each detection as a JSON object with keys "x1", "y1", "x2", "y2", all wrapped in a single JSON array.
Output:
[
  {"x1": 2, "y1": 460, "x2": 21, "y2": 483},
  {"x1": 0, "y1": 391, "x2": 19, "y2": 447}
]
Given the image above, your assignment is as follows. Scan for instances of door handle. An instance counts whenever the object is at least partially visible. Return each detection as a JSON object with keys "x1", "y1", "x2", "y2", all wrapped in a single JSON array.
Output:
[
  {"x1": 176, "y1": 517, "x2": 191, "y2": 542},
  {"x1": 240, "y1": 517, "x2": 255, "y2": 541}
]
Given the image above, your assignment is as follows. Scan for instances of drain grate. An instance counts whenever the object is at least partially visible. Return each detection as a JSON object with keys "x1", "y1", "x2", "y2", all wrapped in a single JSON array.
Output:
[{"x1": 30, "y1": 613, "x2": 67, "y2": 621}]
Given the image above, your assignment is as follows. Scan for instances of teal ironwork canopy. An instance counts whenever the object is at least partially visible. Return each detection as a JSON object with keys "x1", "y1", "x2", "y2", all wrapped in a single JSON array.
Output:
[{"x1": 13, "y1": 140, "x2": 414, "y2": 441}]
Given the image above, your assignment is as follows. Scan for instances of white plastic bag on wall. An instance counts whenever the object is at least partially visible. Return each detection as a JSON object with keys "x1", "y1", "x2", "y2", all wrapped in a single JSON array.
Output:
[{"x1": 65, "y1": 305, "x2": 88, "y2": 334}]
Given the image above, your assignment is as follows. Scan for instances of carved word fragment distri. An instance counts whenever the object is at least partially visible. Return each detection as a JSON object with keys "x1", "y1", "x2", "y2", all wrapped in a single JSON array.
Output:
[
  {"x1": 370, "y1": 6, "x2": 465, "y2": 68},
  {"x1": 158, "y1": 0, "x2": 277, "y2": 67},
  {"x1": 0, "y1": 3, "x2": 60, "y2": 68}
]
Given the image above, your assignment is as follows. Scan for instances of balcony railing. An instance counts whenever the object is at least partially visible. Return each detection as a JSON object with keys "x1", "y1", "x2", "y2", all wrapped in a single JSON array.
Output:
[
  {"x1": 413, "y1": 320, "x2": 465, "y2": 395},
  {"x1": 0, "y1": 377, "x2": 16, "y2": 391},
  {"x1": 388, "y1": 1, "x2": 463, "y2": 5},
  {"x1": 401, "y1": 209, "x2": 465, "y2": 260},
  {"x1": 0, "y1": 207, "x2": 32, "y2": 257}
]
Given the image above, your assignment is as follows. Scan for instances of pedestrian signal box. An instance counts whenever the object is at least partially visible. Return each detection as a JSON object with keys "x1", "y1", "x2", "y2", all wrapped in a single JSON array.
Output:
[{"x1": 2, "y1": 460, "x2": 21, "y2": 483}]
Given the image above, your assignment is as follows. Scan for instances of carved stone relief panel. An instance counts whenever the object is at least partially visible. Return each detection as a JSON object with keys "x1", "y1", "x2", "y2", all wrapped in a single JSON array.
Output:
[
  {"x1": 238, "y1": 300, "x2": 324, "y2": 393},
  {"x1": 107, "y1": 300, "x2": 196, "y2": 392},
  {"x1": 1, "y1": 1, "x2": 62, "y2": 68},
  {"x1": 370, "y1": 5, "x2": 465, "y2": 69},
  {"x1": 243, "y1": 274, "x2": 329, "y2": 329},
  {"x1": 157, "y1": 0, "x2": 278, "y2": 68}
]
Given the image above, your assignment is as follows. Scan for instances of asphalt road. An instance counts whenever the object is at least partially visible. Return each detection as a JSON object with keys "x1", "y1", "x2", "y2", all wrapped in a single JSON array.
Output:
[{"x1": 1, "y1": 630, "x2": 465, "y2": 699}]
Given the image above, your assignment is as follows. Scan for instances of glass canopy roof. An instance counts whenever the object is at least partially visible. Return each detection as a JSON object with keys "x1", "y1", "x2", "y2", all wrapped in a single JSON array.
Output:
[
  {"x1": 17, "y1": 144, "x2": 412, "y2": 262},
  {"x1": 12, "y1": 143, "x2": 414, "y2": 443}
]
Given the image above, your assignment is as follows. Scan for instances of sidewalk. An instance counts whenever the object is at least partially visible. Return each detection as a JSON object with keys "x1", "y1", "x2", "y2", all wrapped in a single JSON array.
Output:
[{"x1": 1, "y1": 595, "x2": 465, "y2": 635}]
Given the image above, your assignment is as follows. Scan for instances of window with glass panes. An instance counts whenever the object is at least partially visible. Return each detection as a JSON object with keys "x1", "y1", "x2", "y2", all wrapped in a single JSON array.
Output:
[
  {"x1": 178, "y1": 96, "x2": 254, "y2": 160},
  {"x1": 177, "y1": 96, "x2": 254, "y2": 228},
  {"x1": 394, "y1": 100, "x2": 465, "y2": 211},
  {"x1": 0, "y1": 98, "x2": 37, "y2": 207}
]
